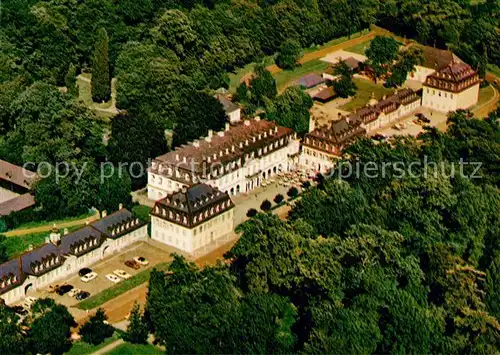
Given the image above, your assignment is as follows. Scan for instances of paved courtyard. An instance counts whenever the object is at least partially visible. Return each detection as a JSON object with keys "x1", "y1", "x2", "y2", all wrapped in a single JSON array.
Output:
[
  {"x1": 372, "y1": 107, "x2": 448, "y2": 137},
  {"x1": 26, "y1": 241, "x2": 188, "y2": 308}
]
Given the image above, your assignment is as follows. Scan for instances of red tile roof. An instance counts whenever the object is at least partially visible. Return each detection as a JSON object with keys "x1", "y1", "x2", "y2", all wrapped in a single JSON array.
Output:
[{"x1": 0, "y1": 160, "x2": 38, "y2": 189}]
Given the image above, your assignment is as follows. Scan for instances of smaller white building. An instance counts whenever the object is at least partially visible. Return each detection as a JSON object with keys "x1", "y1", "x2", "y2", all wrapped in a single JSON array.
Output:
[
  {"x1": 215, "y1": 94, "x2": 241, "y2": 124},
  {"x1": 422, "y1": 62, "x2": 480, "y2": 112},
  {"x1": 0, "y1": 207, "x2": 148, "y2": 305},
  {"x1": 150, "y1": 184, "x2": 234, "y2": 254}
]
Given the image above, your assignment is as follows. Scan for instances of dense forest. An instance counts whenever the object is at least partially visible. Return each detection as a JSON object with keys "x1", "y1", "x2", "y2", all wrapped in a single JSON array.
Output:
[{"x1": 146, "y1": 109, "x2": 500, "y2": 353}]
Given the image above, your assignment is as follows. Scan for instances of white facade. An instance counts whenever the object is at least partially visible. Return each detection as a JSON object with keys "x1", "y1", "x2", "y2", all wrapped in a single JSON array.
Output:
[
  {"x1": 148, "y1": 119, "x2": 300, "y2": 201},
  {"x1": 151, "y1": 208, "x2": 233, "y2": 254},
  {"x1": 300, "y1": 146, "x2": 338, "y2": 174},
  {"x1": 0, "y1": 212, "x2": 148, "y2": 305},
  {"x1": 422, "y1": 83, "x2": 479, "y2": 112}
]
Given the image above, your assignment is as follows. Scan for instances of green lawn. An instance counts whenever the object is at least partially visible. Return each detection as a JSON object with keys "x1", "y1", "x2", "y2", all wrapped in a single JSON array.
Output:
[
  {"x1": 345, "y1": 40, "x2": 371, "y2": 55},
  {"x1": 339, "y1": 78, "x2": 394, "y2": 112},
  {"x1": 65, "y1": 332, "x2": 122, "y2": 355},
  {"x1": 274, "y1": 59, "x2": 330, "y2": 90},
  {"x1": 228, "y1": 56, "x2": 275, "y2": 93},
  {"x1": 132, "y1": 205, "x2": 152, "y2": 223},
  {"x1": 472, "y1": 84, "x2": 495, "y2": 110},
  {"x1": 303, "y1": 29, "x2": 370, "y2": 53},
  {"x1": 7, "y1": 210, "x2": 95, "y2": 232},
  {"x1": 76, "y1": 262, "x2": 170, "y2": 310},
  {"x1": 487, "y1": 64, "x2": 500, "y2": 79},
  {"x1": 3, "y1": 225, "x2": 84, "y2": 258},
  {"x1": 105, "y1": 343, "x2": 164, "y2": 355}
]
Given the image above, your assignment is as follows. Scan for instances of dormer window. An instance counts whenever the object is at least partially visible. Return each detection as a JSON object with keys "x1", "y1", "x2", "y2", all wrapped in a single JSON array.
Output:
[
  {"x1": 1, "y1": 281, "x2": 4, "y2": 288},
  {"x1": 13, "y1": 276, "x2": 17, "y2": 282},
  {"x1": 6, "y1": 279, "x2": 11, "y2": 286}
]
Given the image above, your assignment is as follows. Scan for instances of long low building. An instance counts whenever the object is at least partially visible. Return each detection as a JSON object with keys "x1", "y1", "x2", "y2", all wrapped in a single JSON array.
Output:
[
  {"x1": 148, "y1": 118, "x2": 300, "y2": 200},
  {"x1": 151, "y1": 183, "x2": 234, "y2": 254},
  {"x1": 0, "y1": 206, "x2": 148, "y2": 305}
]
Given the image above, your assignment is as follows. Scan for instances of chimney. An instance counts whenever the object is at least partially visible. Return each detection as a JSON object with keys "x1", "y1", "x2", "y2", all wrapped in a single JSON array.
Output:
[
  {"x1": 45, "y1": 237, "x2": 50, "y2": 244},
  {"x1": 193, "y1": 140, "x2": 199, "y2": 148},
  {"x1": 218, "y1": 131, "x2": 224, "y2": 137},
  {"x1": 255, "y1": 116, "x2": 260, "y2": 121},
  {"x1": 119, "y1": 203, "x2": 123, "y2": 210},
  {"x1": 102, "y1": 210, "x2": 107, "y2": 218},
  {"x1": 49, "y1": 227, "x2": 61, "y2": 244},
  {"x1": 244, "y1": 120, "x2": 250, "y2": 126},
  {"x1": 183, "y1": 156, "x2": 187, "y2": 163},
  {"x1": 225, "y1": 122, "x2": 230, "y2": 131},
  {"x1": 205, "y1": 129, "x2": 213, "y2": 142},
  {"x1": 175, "y1": 154, "x2": 179, "y2": 161},
  {"x1": 28, "y1": 244, "x2": 33, "y2": 251},
  {"x1": 64, "y1": 228, "x2": 69, "y2": 235}
]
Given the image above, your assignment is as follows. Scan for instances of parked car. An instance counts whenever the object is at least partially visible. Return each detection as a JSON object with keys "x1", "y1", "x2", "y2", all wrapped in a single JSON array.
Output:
[
  {"x1": 105, "y1": 274, "x2": 122, "y2": 283},
  {"x1": 68, "y1": 288, "x2": 82, "y2": 297},
  {"x1": 134, "y1": 256, "x2": 149, "y2": 266},
  {"x1": 81, "y1": 272, "x2": 98, "y2": 283},
  {"x1": 372, "y1": 134, "x2": 387, "y2": 141},
  {"x1": 125, "y1": 260, "x2": 141, "y2": 270},
  {"x1": 10, "y1": 305, "x2": 28, "y2": 316},
  {"x1": 23, "y1": 296, "x2": 37, "y2": 308},
  {"x1": 75, "y1": 291, "x2": 90, "y2": 301},
  {"x1": 56, "y1": 284, "x2": 74, "y2": 296},
  {"x1": 48, "y1": 284, "x2": 61, "y2": 293},
  {"x1": 113, "y1": 269, "x2": 132, "y2": 280},
  {"x1": 78, "y1": 268, "x2": 92, "y2": 277},
  {"x1": 420, "y1": 116, "x2": 431, "y2": 123}
]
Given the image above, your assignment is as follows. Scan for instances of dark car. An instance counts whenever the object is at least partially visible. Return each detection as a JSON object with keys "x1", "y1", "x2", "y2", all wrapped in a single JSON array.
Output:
[
  {"x1": 56, "y1": 284, "x2": 74, "y2": 296},
  {"x1": 420, "y1": 116, "x2": 431, "y2": 123},
  {"x1": 372, "y1": 134, "x2": 387, "y2": 141},
  {"x1": 125, "y1": 260, "x2": 140, "y2": 270},
  {"x1": 10, "y1": 305, "x2": 28, "y2": 316},
  {"x1": 78, "y1": 268, "x2": 92, "y2": 277},
  {"x1": 75, "y1": 291, "x2": 90, "y2": 301}
]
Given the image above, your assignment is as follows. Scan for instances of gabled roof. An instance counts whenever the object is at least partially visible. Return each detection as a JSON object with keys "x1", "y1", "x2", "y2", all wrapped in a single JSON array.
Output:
[
  {"x1": 313, "y1": 87, "x2": 336, "y2": 102},
  {"x1": 0, "y1": 160, "x2": 38, "y2": 189},
  {"x1": 0, "y1": 193, "x2": 36, "y2": 216},
  {"x1": 59, "y1": 226, "x2": 105, "y2": 256},
  {"x1": 21, "y1": 243, "x2": 61, "y2": 275},
  {"x1": 214, "y1": 94, "x2": 239, "y2": 114},
  {"x1": 151, "y1": 183, "x2": 234, "y2": 228},
  {"x1": 408, "y1": 44, "x2": 462, "y2": 69},
  {"x1": 294, "y1": 73, "x2": 325, "y2": 88}
]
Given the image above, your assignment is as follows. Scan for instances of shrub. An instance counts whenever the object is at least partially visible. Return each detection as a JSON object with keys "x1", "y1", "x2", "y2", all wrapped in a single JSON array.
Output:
[
  {"x1": 287, "y1": 187, "x2": 299, "y2": 198},
  {"x1": 246, "y1": 208, "x2": 258, "y2": 217},
  {"x1": 260, "y1": 200, "x2": 272, "y2": 211},
  {"x1": 273, "y1": 194, "x2": 284, "y2": 204}
]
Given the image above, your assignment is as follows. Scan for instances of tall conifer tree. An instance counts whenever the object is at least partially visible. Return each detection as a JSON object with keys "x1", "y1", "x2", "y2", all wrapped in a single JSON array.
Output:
[{"x1": 91, "y1": 28, "x2": 111, "y2": 102}]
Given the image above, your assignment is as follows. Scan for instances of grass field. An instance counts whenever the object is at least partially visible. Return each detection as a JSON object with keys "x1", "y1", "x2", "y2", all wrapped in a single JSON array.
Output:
[
  {"x1": 345, "y1": 40, "x2": 371, "y2": 55},
  {"x1": 131, "y1": 205, "x2": 152, "y2": 223},
  {"x1": 4, "y1": 225, "x2": 84, "y2": 258},
  {"x1": 487, "y1": 64, "x2": 500, "y2": 79},
  {"x1": 65, "y1": 332, "x2": 122, "y2": 355},
  {"x1": 339, "y1": 78, "x2": 393, "y2": 112},
  {"x1": 274, "y1": 59, "x2": 330, "y2": 90},
  {"x1": 8, "y1": 211, "x2": 95, "y2": 232},
  {"x1": 303, "y1": 29, "x2": 370, "y2": 54},
  {"x1": 76, "y1": 262, "x2": 170, "y2": 310},
  {"x1": 473, "y1": 84, "x2": 495, "y2": 110},
  {"x1": 105, "y1": 343, "x2": 164, "y2": 355}
]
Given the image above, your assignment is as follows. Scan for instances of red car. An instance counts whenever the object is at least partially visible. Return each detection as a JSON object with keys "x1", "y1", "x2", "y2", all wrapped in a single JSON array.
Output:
[{"x1": 125, "y1": 260, "x2": 141, "y2": 270}]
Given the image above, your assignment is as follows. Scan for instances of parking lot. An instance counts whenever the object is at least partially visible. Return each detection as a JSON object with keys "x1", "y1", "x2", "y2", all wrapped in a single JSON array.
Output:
[
  {"x1": 27, "y1": 241, "x2": 186, "y2": 308},
  {"x1": 371, "y1": 107, "x2": 448, "y2": 138}
]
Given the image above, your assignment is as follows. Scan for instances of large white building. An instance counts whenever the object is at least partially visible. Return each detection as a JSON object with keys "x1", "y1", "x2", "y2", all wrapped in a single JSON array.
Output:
[
  {"x1": 150, "y1": 184, "x2": 234, "y2": 254},
  {"x1": 0, "y1": 207, "x2": 147, "y2": 305},
  {"x1": 301, "y1": 88, "x2": 421, "y2": 173},
  {"x1": 422, "y1": 62, "x2": 480, "y2": 112},
  {"x1": 148, "y1": 118, "x2": 300, "y2": 200}
]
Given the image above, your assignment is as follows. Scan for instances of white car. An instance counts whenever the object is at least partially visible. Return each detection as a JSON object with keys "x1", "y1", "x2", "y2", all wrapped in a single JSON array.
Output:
[
  {"x1": 81, "y1": 272, "x2": 98, "y2": 283},
  {"x1": 133, "y1": 256, "x2": 149, "y2": 266},
  {"x1": 23, "y1": 296, "x2": 37, "y2": 308},
  {"x1": 105, "y1": 274, "x2": 122, "y2": 283},
  {"x1": 113, "y1": 269, "x2": 132, "y2": 280},
  {"x1": 68, "y1": 288, "x2": 82, "y2": 297}
]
